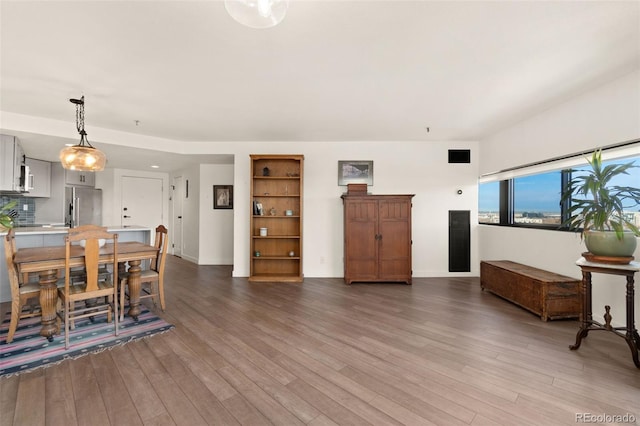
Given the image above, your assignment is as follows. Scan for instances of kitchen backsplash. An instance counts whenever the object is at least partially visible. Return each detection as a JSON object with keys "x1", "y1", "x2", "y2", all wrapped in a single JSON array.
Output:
[{"x1": 0, "y1": 196, "x2": 36, "y2": 226}]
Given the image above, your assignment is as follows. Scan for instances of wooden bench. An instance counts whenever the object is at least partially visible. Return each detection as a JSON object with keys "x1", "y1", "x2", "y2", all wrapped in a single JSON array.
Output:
[{"x1": 480, "y1": 260, "x2": 581, "y2": 321}]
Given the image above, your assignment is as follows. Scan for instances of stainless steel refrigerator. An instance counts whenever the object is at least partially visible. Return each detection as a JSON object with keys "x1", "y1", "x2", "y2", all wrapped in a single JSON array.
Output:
[{"x1": 65, "y1": 186, "x2": 102, "y2": 228}]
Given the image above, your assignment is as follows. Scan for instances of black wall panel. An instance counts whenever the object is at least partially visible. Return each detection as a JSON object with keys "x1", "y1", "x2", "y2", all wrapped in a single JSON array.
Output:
[
  {"x1": 448, "y1": 149, "x2": 471, "y2": 163},
  {"x1": 449, "y1": 210, "x2": 470, "y2": 272}
]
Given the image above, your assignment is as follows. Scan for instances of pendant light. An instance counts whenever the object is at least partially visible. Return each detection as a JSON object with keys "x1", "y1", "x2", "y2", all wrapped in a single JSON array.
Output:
[
  {"x1": 224, "y1": 0, "x2": 288, "y2": 29},
  {"x1": 59, "y1": 96, "x2": 106, "y2": 171}
]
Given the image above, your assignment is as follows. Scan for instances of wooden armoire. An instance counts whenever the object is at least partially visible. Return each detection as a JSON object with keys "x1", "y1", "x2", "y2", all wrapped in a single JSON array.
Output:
[{"x1": 341, "y1": 193, "x2": 414, "y2": 284}]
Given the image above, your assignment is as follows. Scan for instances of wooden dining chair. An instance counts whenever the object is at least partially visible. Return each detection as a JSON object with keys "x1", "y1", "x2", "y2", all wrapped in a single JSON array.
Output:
[
  {"x1": 3, "y1": 229, "x2": 41, "y2": 344},
  {"x1": 57, "y1": 225, "x2": 119, "y2": 349},
  {"x1": 120, "y1": 225, "x2": 168, "y2": 321},
  {"x1": 67, "y1": 225, "x2": 111, "y2": 284}
]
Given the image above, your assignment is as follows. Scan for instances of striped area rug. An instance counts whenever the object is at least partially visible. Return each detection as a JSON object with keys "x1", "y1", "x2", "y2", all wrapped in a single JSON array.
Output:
[{"x1": 0, "y1": 307, "x2": 174, "y2": 377}]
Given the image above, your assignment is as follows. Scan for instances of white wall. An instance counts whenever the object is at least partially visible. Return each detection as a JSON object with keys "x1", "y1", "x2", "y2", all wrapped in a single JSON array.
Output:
[
  {"x1": 199, "y1": 164, "x2": 234, "y2": 264},
  {"x1": 479, "y1": 69, "x2": 640, "y2": 327},
  {"x1": 229, "y1": 141, "x2": 480, "y2": 278},
  {"x1": 166, "y1": 142, "x2": 479, "y2": 276}
]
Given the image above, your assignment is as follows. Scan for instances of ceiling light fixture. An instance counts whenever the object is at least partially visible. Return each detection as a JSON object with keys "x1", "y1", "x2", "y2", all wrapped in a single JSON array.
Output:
[
  {"x1": 59, "y1": 96, "x2": 106, "y2": 172},
  {"x1": 224, "y1": 0, "x2": 288, "y2": 29}
]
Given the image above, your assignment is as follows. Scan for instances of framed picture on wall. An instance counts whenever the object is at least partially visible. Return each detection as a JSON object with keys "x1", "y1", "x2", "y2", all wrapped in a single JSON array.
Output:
[
  {"x1": 214, "y1": 185, "x2": 233, "y2": 209},
  {"x1": 338, "y1": 160, "x2": 373, "y2": 186}
]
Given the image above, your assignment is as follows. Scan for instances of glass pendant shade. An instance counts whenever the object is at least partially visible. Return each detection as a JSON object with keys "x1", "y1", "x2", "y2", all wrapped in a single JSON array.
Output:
[
  {"x1": 225, "y1": 0, "x2": 288, "y2": 28},
  {"x1": 60, "y1": 129, "x2": 106, "y2": 172},
  {"x1": 59, "y1": 142, "x2": 106, "y2": 171}
]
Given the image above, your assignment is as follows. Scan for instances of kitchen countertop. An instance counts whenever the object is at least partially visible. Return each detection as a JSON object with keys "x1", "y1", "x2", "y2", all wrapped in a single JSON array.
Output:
[{"x1": 2, "y1": 225, "x2": 152, "y2": 235}]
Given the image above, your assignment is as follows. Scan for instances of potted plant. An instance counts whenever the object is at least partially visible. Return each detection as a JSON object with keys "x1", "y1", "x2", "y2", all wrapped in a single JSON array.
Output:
[
  {"x1": 0, "y1": 200, "x2": 18, "y2": 230},
  {"x1": 561, "y1": 149, "x2": 640, "y2": 258}
]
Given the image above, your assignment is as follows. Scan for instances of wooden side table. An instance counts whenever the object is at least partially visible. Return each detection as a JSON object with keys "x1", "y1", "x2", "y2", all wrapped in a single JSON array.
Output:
[{"x1": 570, "y1": 257, "x2": 640, "y2": 368}]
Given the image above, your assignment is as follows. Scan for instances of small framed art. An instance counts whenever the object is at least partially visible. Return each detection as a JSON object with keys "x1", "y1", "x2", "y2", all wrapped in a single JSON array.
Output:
[
  {"x1": 338, "y1": 160, "x2": 373, "y2": 186},
  {"x1": 214, "y1": 185, "x2": 233, "y2": 209}
]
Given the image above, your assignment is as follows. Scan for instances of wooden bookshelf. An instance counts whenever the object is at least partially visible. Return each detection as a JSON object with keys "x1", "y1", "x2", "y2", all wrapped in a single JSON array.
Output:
[{"x1": 249, "y1": 154, "x2": 304, "y2": 282}]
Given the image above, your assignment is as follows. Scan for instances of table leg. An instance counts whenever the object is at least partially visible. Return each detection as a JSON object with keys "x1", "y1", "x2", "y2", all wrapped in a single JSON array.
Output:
[
  {"x1": 38, "y1": 269, "x2": 60, "y2": 341},
  {"x1": 624, "y1": 275, "x2": 640, "y2": 368},
  {"x1": 570, "y1": 270, "x2": 592, "y2": 350},
  {"x1": 126, "y1": 259, "x2": 142, "y2": 321}
]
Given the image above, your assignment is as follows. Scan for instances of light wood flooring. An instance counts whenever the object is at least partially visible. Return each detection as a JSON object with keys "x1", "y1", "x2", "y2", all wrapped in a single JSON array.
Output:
[{"x1": 1, "y1": 255, "x2": 639, "y2": 425}]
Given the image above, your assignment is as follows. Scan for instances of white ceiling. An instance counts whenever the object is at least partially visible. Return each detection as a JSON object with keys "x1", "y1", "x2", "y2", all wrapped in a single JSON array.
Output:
[{"x1": 1, "y1": 1, "x2": 639, "y2": 171}]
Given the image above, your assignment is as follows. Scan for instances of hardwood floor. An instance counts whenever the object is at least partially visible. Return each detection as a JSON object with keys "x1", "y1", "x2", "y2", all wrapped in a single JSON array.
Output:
[{"x1": 1, "y1": 255, "x2": 639, "y2": 425}]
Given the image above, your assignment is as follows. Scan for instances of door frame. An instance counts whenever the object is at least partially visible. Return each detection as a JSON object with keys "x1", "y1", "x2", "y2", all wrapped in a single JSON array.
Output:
[{"x1": 171, "y1": 175, "x2": 184, "y2": 257}]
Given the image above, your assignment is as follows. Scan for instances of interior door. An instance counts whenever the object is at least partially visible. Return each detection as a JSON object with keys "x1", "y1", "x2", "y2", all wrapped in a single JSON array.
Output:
[
  {"x1": 121, "y1": 176, "x2": 164, "y2": 241},
  {"x1": 172, "y1": 176, "x2": 184, "y2": 257}
]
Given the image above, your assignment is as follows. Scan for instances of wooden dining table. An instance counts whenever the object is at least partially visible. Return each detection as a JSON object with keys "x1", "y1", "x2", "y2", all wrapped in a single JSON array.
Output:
[{"x1": 13, "y1": 241, "x2": 159, "y2": 341}]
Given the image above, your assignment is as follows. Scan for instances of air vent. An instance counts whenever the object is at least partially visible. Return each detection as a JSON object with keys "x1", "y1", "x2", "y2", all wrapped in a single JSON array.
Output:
[{"x1": 448, "y1": 149, "x2": 471, "y2": 164}]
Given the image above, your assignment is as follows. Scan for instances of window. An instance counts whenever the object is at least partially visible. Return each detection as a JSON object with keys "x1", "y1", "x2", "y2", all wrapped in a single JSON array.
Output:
[{"x1": 478, "y1": 145, "x2": 639, "y2": 230}]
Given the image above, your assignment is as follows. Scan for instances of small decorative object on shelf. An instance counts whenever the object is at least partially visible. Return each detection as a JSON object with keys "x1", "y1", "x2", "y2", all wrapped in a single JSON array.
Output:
[
  {"x1": 250, "y1": 154, "x2": 304, "y2": 282},
  {"x1": 252, "y1": 201, "x2": 264, "y2": 216},
  {"x1": 255, "y1": 251, "x2": 261, "y2": 257}
]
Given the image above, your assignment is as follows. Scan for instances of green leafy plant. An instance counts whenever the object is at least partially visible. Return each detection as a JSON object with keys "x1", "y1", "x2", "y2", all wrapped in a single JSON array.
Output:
[
  {"x1": 0, "y1": 200, "x2": 18, "y2": 229},
  {"x1": 561, "y1": 149, "x2": 640, "y2": 239}
]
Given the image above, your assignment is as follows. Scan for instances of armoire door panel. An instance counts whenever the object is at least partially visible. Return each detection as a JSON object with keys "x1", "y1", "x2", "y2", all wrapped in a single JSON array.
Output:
[
  {"x1": 346, "y1": 201, "x2": 378, "y2": 222},
  {"x1": 379, "y1": 221, "x2": 410, "y2": 258},
  {"x1": 379, "y1": 259, "x2": 411, "y2": 280},
  {"x1": 379, "y1": 200, "x2": 410, "y2": 220},
  {"x1": 346, "y1": 221, "x2": 378, "y2": 259}
]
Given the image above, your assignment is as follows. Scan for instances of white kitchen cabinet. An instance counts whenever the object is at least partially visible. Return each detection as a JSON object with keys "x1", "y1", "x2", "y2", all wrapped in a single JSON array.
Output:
[
  {"x1": 0, "y1": 134, "x2": 27, "y2": 193},
  {"x1": 24, "y1": 158, "x2": 51, "y2": 198},
  {"x1": 65, "y1": 169, "x2": 95, "y2": 187}
]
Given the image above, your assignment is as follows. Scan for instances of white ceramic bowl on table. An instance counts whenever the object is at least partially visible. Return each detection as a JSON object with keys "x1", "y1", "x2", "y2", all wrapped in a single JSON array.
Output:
[{"x1": 78, "y1": 239, "x2": 106, "y2": 248}]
